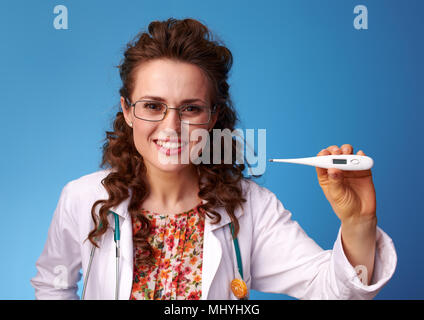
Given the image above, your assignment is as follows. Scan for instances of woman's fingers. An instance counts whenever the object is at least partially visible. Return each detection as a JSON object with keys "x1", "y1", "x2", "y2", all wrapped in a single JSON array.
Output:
[
  {"x1": 317, "y1": 148, "x2": 331, "y2": 156},
  {"x1": 316, "y1": 148, "x2": 330, "y2": 179},
  {"x1": 326, "y1": 145, "x2": 346, "y2": 176},
  {"x1": 341, "y1": 144, "x2": 353, "y2": 154},
  {"x1": 327, "y1": 145, "x2": 342, "y2": 154},
  {"x1": 357, "y1": 150, "x2": 365, "y2": 156}
]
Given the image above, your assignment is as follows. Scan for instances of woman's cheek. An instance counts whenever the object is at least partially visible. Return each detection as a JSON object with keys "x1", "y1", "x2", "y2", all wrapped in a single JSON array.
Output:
[
  {"x1": 189, "y1": 134, "x2": 211, "y2": 160},
  {"x1": 132, "y1": 130, "x2": 152, "y2": 158}
]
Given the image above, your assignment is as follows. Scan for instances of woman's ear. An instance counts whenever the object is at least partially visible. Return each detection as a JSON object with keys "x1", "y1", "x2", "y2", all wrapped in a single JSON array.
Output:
[
  {"x1": 120, "y1": 96, "x2": 128, "y2": 112},
  {"x1": 120, "y1": 96, "x2": 133, "y2": 127}
]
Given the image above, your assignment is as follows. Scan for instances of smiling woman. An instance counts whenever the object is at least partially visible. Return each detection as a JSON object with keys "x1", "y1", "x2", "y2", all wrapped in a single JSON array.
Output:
[{"x1": 30, "y1": 17, "x2": 397, "y2": 301}]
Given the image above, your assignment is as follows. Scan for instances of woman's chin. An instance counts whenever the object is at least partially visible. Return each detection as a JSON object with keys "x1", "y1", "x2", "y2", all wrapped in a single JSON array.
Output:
[
  {"x1": 155, "y1": 162, "x2": 189, "y2": 172},
  {"x1": 140, "y1": 142, "x2": 202, "y2": 172}
]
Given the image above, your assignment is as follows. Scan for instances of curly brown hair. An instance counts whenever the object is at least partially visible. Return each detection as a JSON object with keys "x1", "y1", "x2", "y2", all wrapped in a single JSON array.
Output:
[{"x1": 86, "y1": 17, "x2": 261, "y2": 269}]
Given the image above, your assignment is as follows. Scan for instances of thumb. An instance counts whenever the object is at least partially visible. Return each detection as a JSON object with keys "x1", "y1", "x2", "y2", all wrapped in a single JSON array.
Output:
[{"x1": 327, "y1": 169, "x2": 346, "y2": 201}]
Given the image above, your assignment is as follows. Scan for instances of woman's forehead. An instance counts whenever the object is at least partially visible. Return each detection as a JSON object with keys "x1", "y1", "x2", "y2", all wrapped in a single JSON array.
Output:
[{"x1": 131, "y1": 59, "x2": 211, "y2": 103}]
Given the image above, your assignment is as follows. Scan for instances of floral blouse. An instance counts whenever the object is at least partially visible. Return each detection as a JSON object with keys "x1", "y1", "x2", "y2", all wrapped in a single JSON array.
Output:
[{"x1": 130, "y1": 201, "x2": 205, "y2": 300}]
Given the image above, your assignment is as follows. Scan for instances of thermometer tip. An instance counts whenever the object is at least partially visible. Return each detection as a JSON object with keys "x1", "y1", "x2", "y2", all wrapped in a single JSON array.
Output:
[{"x1": 269, "y1": 159, "x2": 274, "y2": 162}]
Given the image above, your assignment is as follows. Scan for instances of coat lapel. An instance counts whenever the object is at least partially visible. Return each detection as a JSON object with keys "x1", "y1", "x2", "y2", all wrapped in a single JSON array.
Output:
[
  {"x1": 201, "y1": 215, "x2": 222, "y2": 300},
  {"x1": 97, "y1": 212, "x2": 117, "y2": 299},
  {"x1": 97, "y1": 196, "x2": 133, "y2": 300},
  {"x1": 201, "y1": 200, "x2": 244, "y2": 299}
]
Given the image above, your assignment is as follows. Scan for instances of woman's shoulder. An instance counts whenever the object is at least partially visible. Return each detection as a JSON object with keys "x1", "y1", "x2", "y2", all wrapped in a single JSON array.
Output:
[
  {"x1": 238, "y1": 177, "x2": 286, "y2": 219},
  {"x1": 238, "y1": 177, "x2": 292, "y2": 235},
  {"x1": 62, "y1": 168, "x2": 112, "y2": 199},
  {"x1": 50, "y1": 169, "x2": 113, "y2": 232},
  {"x1": 239, "y1": 177, "x2": 276, "y2": 201}
]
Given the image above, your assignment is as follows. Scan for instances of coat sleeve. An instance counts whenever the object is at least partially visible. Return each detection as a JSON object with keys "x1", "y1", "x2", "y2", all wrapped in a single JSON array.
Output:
[
  {"x1": 249, "y1": 183, "x2": 397, "y2": 299},
  {"x1": 30, "y1": 183, "x2": 82, "y2": 300}
]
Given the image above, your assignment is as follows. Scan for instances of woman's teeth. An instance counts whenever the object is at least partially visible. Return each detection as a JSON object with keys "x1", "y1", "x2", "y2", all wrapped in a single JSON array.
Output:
[{"x1": 155, "y1": 140, "x2": 187, "y2": 149}]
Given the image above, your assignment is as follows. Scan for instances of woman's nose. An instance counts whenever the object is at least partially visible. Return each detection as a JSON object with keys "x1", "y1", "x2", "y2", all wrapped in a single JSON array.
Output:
[{"x1": 162, "y1": 107, "x2": 181, "y2": 128}]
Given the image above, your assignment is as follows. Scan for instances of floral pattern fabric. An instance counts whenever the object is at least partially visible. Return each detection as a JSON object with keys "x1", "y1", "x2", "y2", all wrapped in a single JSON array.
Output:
[{"x1": 130, "y1": 202, "x2": 205, "y2": 300}]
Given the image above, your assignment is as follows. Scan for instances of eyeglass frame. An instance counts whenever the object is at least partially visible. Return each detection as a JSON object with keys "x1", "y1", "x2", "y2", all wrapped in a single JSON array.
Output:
[{"x1": 125, "y1": 98, "x2": 218, "y2": 125}]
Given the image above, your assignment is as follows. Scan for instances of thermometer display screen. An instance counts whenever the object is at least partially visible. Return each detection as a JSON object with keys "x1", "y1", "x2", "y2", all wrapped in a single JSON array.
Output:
[{"x1": 333, "y1": 159, "x2": 347, "y2": 164}]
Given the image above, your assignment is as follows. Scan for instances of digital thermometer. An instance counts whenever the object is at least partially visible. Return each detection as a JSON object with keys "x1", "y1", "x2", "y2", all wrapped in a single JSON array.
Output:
[{"x1": 269, "y1": 154, "x2": 374, "y2": 171}]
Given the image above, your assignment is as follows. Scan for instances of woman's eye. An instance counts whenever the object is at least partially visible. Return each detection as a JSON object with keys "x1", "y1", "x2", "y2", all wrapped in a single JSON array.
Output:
[
  {"x1": 182, "y1": 105, "x2": 201, "y2": 112},
  {"x1": 144, "y1": 103, "x2": 162, "y2": 111}
]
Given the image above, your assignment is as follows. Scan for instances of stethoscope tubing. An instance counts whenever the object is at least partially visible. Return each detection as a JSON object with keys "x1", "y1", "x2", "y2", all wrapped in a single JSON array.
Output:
[
  {"x1": 81, "y1": 245, "x2": 95, "y2": 299},
  {"x1": 82, "y1": 211, "x2": 120, "y2": 300}
]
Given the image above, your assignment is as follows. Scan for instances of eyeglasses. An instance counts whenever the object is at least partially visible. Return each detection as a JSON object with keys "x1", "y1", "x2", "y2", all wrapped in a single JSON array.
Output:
[{"x1": 126, "y1": 99, "x2": 218, "y2": 125}]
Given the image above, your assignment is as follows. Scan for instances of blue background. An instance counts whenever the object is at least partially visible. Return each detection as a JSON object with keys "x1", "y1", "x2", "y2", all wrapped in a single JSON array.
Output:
[{"x1": 0, "y1": 0, "x2": 422, "y2": 299}]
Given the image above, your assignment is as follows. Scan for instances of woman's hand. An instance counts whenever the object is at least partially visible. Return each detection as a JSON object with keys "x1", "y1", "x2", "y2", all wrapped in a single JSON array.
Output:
[
  {"x1": 316, "y1": 144, "x2": 377, "y2": 284},
  {"x1": 315, "y1": 144, "x2": 377, "y2": 225}
]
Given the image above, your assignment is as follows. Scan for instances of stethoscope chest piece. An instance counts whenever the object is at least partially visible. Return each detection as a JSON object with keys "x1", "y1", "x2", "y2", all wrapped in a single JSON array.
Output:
[{"x1": 231, "y1": 278, "x2": 248, "y2": 299}]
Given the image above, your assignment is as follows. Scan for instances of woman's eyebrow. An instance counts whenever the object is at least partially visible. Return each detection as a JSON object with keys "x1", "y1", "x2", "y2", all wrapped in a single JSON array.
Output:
[{"x1": 136, "y1": 95, "x2": 206, "y2": 104}]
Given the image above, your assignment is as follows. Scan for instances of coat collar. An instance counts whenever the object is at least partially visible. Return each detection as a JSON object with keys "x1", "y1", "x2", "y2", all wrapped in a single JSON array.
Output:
[
  {"x1": 109, "y1": 195, "x2": 131, "y2": 220},
  {"x1": 109, "y1": 195, "x2": 244, "y2": 232},
  {"x1": 201, "y1": 199, "x2": 244, "y2": 231}
]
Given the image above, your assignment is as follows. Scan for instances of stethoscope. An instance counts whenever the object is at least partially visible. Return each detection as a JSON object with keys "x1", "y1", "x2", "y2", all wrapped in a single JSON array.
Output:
[
  {"x1": 82, "y1": 211, "x2": 121, "y2": 300},
  {"x1": 81, "y1": 211, "x2": 247, "y2": 300}
]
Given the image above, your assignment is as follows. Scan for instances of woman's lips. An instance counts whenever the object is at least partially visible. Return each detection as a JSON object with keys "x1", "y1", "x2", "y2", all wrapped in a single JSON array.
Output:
[{"x1": 153, "y1": 139, "x2": 188, "y2": 156}]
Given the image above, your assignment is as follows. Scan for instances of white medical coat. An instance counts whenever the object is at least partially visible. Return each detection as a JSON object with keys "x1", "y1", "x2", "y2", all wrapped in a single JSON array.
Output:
[{"x1": 30, "y1": 169, "x2": 397, "y2": 299}]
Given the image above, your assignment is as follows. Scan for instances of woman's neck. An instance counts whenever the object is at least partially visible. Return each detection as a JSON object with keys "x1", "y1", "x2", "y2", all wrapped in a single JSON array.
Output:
[{"x1": 143, "y1": 164, "x2": 201, "y2": 214}]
